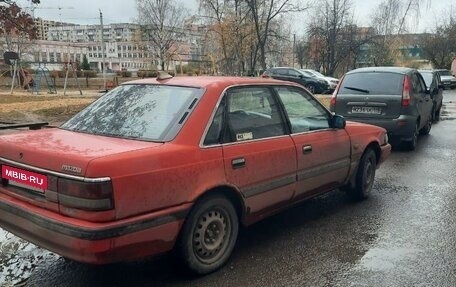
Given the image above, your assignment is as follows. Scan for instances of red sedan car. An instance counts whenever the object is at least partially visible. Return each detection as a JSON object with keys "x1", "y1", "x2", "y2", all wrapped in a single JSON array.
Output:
[{"x1": 0, "y1": 75, "x2": 391, "y2": 274}]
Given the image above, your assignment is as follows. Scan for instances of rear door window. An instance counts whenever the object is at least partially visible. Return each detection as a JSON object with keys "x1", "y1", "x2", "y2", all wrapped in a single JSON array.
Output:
[
  {"x1": 339, "y1": 72, "x2": 403, "y2": 95},
  {"x1": 411, "y1": 73, "x2": 426, "y2": 94},
  {"x1": 223, "y1": 87, "x2": 287, "y2": 142}
]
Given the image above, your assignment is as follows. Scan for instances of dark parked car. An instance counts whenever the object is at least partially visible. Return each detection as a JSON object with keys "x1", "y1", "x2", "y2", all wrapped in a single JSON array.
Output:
[
  {"x1": 262, "y1": 67, "x2": 329, "y2": 94},
  {"x1": 434, "y1": 69, "x2": 456, "y2": 89},
  {"x1": 419, "y1": 70, "x2": 444, "y2": 121},
  {"x1": 330, "y1": 67, "x2": 433, "y2": 150}
]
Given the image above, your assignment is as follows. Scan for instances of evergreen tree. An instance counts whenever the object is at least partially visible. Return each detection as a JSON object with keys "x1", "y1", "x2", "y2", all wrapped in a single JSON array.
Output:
[{"x1": 81, "y1": 55, "x2": 91, "y2": 70}]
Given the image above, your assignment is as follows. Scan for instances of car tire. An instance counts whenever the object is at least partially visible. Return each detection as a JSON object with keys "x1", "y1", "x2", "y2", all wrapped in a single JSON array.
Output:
[
  {"x1": 404, "y1": 122, "x2": 419, "y2": 151},
  {"x1": 305, "y1": 84, "x2": 316, "y2": 94},
  {"x1": 347, "y1": 148, "x2": 377, "y2": 201},
  {"x1": 178, "y1": 194, "x2": 239, "y2": 274},
  {"x1": 434, "y1": 106, "x2": 441, "y2": 122},
  {"x1": 420, "y1": 114, "x2": 432, "y2": 135}
]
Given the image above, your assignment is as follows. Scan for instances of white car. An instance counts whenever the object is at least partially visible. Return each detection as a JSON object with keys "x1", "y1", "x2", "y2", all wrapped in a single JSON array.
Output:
[{"x1": 300, "y1": 69, "x2": 339, "y2": 93}]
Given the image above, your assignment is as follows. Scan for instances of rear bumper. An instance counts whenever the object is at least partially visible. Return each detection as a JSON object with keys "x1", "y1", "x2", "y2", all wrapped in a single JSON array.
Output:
[
  {"x1": 442, "y1": 81, "x2": 456, "y2": 89},
  {"x1": 344, "y1": 115, "x2": 417, "y2": 142},
  {"x1": 0, "y1": 192, "x2": 190, "y2": 264}
]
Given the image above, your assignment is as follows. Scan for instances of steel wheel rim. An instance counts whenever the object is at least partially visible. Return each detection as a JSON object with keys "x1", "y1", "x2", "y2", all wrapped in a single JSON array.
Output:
[
  {"x1": 363, "y1": 156, "x2": 375, "y2": 193},
  {"x1": 192, "y1": 207, "x2": 231, "y2": 264}
]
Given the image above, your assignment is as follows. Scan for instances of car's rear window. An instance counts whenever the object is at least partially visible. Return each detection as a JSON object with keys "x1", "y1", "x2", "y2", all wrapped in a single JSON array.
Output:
[
  {"x1": 339, "y1": 72, "x2": 404, "y2": 95},
  {"x1": 61, "y1": 84, "x2": 203, "y2": 141}
]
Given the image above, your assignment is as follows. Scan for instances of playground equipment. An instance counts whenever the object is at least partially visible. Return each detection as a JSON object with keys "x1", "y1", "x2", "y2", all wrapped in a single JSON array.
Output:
[
  {"x1": 4, "y1": 52, "x2": 34, "y2": 94},
  {"x1": 32, "y1": 63, "x2": 56, "y2": 95},
  {"x1": 63, "y1": 60, "x2": 82, "y2": 96}
]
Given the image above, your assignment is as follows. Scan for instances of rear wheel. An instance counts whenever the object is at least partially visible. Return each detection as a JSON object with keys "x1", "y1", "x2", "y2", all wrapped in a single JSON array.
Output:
[
  {"x1": 420, "y1": 114, "x2": 432, "y2": 135},
  {"x1": 178, "y1": 194, "x2": 238, "y2": 274},
  {"x1": 404, "y1": 122, "x2": 419, "y2": 151},
  {"x1": 434, "y1": 105, "x2": 441, "y2": 122},
  {"x1": 347, "y1": 148, "x2": 377, "y2": 200}
]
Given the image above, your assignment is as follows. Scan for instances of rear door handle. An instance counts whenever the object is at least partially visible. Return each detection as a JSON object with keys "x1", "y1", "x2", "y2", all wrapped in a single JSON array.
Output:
[
  {"x1": 232, "y1": 158, "x2": 246, "y2": 169},
  {"x1": 303, "y1": 145, "x2": 313, "y2": 154}
]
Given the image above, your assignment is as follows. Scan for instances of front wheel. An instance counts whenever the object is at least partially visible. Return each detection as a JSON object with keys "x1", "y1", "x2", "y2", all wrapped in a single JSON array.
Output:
[
  {"x1": 347, "y1": 148, "x2": 377, "y2": 200},
  {"x1": 178, "y1": 194, "x2": 239, "y2": 274},
  {"x1": 305, "y1": 84, "x2": 316, "y2": 94}
]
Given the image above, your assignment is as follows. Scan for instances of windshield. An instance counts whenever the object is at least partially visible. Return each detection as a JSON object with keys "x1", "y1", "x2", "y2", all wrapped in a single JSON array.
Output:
[
  {"x1": 61, "y1": 84, "x2": 202, "y2": 141},
  {"x1": 312, "y1": 71, "x2": 325, "y2": 78},
  {"x1": 439, "y1": 70, "x2": 451, "y2": 76},
  {"x1": 420, "y1": 72, "x2": 432, "y2": 87},
  {"x1": 300, "y1": 70, "x2": 315, "y2": 77},
  {"x1": 339, "y1": 72, "x2": 403, "y2": 95}
]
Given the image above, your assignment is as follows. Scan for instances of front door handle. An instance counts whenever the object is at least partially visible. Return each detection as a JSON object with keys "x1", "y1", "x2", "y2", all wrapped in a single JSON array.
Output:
[
  {"x1": 303, "y1": 145, "x2": 313, "y2": 154},
  {"x1": 232, "y1": 158, "x2": 246, "y2": 169}
]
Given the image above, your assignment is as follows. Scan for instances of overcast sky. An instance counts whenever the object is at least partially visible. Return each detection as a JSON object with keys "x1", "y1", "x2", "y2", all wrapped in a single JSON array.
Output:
[{"x1": 16, "y1": 0, "x2": 454, "y2": 33}]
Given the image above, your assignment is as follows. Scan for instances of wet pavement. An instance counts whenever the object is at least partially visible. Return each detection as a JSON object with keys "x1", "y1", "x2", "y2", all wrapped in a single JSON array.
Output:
[{"x1": 15, "y1": 89, "x2": 456, "y2": 286}]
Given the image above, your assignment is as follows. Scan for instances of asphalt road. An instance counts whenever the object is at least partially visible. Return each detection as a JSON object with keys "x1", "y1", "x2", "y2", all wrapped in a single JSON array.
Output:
[{"x1": 25, "y1": 90, "x2": 456, "y2": 287}]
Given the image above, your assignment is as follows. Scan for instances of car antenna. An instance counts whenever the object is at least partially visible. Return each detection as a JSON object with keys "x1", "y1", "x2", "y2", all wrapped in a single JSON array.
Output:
[{"x1": 157, "y1": 71, "x2": 173, "y2": 81}]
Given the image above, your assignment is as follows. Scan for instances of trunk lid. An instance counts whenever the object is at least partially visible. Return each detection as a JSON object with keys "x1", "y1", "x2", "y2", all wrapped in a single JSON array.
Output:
[
  {"x1": 334, "y1": 72, "x2": 404, "y2": 119},
  {"x1": 0, "y1": 128, "x2": 162, "y2": 176}
]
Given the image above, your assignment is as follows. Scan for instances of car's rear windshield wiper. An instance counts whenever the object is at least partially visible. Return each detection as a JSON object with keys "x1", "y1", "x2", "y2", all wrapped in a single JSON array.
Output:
[{"x1": 343, "y1": 86, "x2": 370, "y2": 94}]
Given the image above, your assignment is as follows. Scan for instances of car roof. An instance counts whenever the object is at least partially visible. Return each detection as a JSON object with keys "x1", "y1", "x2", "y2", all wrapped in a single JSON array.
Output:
[
  {"x1": 347, "y1": 66, "x2": 416, "y2": 75},
  {"x1": 267, "y1": 67, "x2": 297, "y2": 71},
  {"x1": 122, "y1": 76, "x2": 299, "y2": 89}
]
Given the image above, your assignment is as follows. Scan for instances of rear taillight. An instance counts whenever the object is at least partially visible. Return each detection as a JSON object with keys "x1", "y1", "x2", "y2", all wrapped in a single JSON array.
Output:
[
  {"x1": 57, "y1": 178, "x2": 114, "y2": 211},
  {"x1": 402, "y1": 76, "x2": 411, "y2": 106}
]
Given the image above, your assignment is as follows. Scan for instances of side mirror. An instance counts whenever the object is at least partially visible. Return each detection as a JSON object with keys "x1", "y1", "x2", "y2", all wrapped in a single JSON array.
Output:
[
  {"x1": 331, "y1": 115, "x2": 346, "y2": 129},
  {"x1": 298, "y1": 75, "x2": 304, "y2": 79}
]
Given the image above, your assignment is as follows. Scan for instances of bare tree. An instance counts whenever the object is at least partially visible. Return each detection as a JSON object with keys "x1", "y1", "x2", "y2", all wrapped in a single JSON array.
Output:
[
  {"x1": 421, "y1": 15, "x2": 456, "y2": 69},
  {"x1": 367, "y1": 0, "x2": 426, "y2": 66},
  {"x1": 295, "y1": 38, "x2": 309, "y2": 68},
  {"x1": 136, "y1": 0, "x2": 188, "y2": 71},
  {"x1": 244, "y1": 0, "x2": 307, "y2": 70},
  {"x1": 308, "y1": 0, "x2": 365, "y2": 75}
]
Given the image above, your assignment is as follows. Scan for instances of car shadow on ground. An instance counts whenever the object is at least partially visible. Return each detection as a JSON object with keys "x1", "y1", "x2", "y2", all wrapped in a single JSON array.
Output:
[{"x1": 26, "y1": 190, "x2": 363, "y2": 287}]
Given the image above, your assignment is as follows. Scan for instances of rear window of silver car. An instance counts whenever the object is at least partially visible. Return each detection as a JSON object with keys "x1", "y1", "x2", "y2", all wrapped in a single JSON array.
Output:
[
  {"x1": 61, "y1": 84, "x2": 203, "y2": 142},
  {"x1": 339, "y1": 72, "x2": 403, "y2": 95}
]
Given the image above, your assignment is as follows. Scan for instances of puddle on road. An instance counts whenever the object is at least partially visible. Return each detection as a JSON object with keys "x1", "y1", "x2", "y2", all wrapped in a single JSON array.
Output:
[
  {"x1": 0, "y1": 229, "x2": 58, "y2": 286},
  {"x1": 357, "y1": 247, "x2": 420, "y2": 272}
]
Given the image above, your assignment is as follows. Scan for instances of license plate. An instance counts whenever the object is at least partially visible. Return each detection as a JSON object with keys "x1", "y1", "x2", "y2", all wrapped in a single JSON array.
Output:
[
  {"x1": 352, "y1": 106, "x2": 382, "y2": 114},
  {"x1": 1, "y1": 165, "x2": 48, "y2": 191}
]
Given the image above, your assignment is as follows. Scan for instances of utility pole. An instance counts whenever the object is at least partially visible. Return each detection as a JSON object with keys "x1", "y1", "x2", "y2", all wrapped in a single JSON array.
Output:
[{"x1": 99, "y1": 9, "x2": 107, "y2": 91}]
